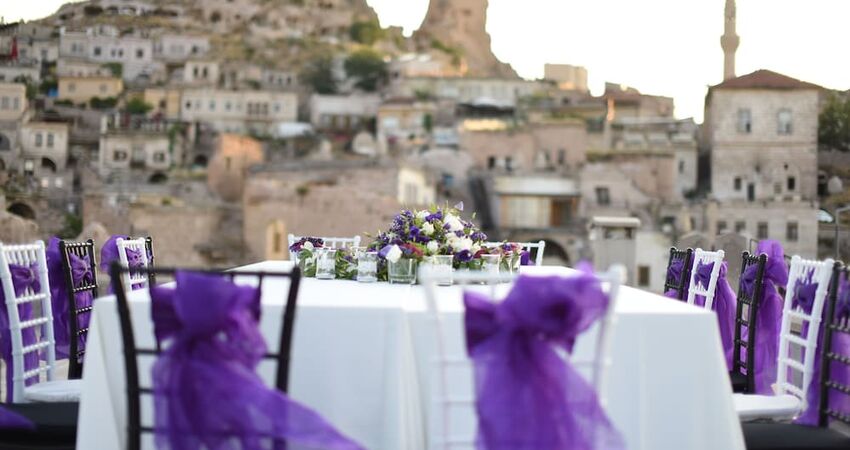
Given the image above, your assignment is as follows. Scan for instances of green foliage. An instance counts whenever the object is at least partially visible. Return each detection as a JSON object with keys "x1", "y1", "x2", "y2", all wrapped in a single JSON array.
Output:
[
  {"x1": 39, "y1": 78, "x2": 57, "y2": 95},
  {"x1": 344, "y1": 49, "x2": 387, "y2": 92},
  {"x1": 819, "y1": 92, "x2": 850, "y2": 152},
  {"x1": 300, "y1": 55, "x2": 338, "y2": 94},
  {"x1": 423, "y1": 113, "x2": 433, "y2": 133},
  {"x1": 414, "y1": 89, "x2": 433, "y2": 101},
  {"x1": 430, "y1": 39, "x2": 463, "y2": 67},
  {"x1": 54, "y1": 99, "x2": 73, "y2": 107},
  {"x1": 89, "y1": 96, "x2": 118, "y2": 109},
  {"x1": 59, "y1": 213, "x2": 83, "y2": 239},
  {"x1": 349, "y1": 20, "x2": 385, "y2": 45},
  {"x1": 125, "y1": 97, "x2": 152, "y2": 115},
  {"x1": 102, "y1": 62, "x2": 123, "y2": 77}
]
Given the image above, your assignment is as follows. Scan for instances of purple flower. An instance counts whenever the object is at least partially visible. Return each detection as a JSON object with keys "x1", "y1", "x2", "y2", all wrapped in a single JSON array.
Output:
[
  {"x1": 379, "y1": 244, "x2": 394, "y2": 259},
  {"x1": 470, "y1": 231, "x2": 487, "y2": 242},
  {"x1": 454, "y1": 250, "x2": 473, "y2": 262},
  {"x1": 426, "y1": 211, "x2": 443, "y2": 222}
]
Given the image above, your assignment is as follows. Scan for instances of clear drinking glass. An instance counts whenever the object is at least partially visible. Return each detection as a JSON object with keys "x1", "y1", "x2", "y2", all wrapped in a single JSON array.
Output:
[
  {"x1": 357, "y1": 251, "x2": 378, "y2": 283},
  {"x1": 315, "y1": 248, "x2": 337, "y2": 280},
  {"x1": 388, "y1": 258, "x2": 418, "y2": 284},
  {"x1": 481, "y1": 254, "x2": 501, "y2": 275},
  {"x1": 297, "y1": 249, "x2": 318, "y2": 277},
  {"x1": 429, "y1": 255, "x2": 454, "y2": 286}
]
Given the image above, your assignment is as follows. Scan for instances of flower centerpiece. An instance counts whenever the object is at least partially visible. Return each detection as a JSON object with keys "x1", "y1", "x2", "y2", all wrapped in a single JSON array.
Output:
[
  {"x1": 369, "y1": 202, "x2": 488, "y2": 282},
  {"x1": 289, "y1": 237, "x2": 324, "y2": 277},
  {"x1": 334, "y1": 248, "x2": 358, "y2": 280},
  {"x1": 487, "y1": 242, "x2": 527, "y2": 273}
]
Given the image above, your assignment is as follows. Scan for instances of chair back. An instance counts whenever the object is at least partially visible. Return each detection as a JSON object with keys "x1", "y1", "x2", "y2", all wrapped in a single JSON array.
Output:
[
  {"x1": 116, "y1": 237, "x2": 152, "y2": 290},
  {"x1": 775, "y1": 255, "x2": 834, "y2": 408},
  {"x1": 0, "y1": 241, "x2": 57, "y2": 402},
  {"x1": 664, "y1": 247, "x2": 693, "y2": 300},
  {"x1": 686, "y1": 248, "x2": 725, "y2": 310},
  {"x1": 57, "y1": 239, "x2": 99, "y2": 379},
  {"x1": 731, "y1": 251, "x2": 767, "y2": 393},
  {"x1": 419, "y1": 266, "x2": 622, "y2": 449},
  {"x1": 482, "y1": 240, "x2": 546, "y2": 266},
  {"x1": 819, "y1": 263, "x2": 850, "y2": 427},
  {"x1": 110, "y1": 264, "x2": 302, "y2": 450},
  {"x1": 287, "y1": 234, "x2": 361, "y2": 252}
]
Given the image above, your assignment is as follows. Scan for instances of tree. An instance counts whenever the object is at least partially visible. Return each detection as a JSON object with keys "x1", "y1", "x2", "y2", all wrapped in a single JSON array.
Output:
[
  {"x1": 125, "y1": 97, "x2": 153, "y2": 115},
  {"x1": 344, "y1": 49, "x2": 387, "y2": 92},
  {"x1": 102, "y1": 62, "x2": 123, "y2": 78},
  {"x1": 349, "y1": 20, "x2": 384, "y2": 45},
  {"x1": 301, "y1": 55, "x2": 338, "y2": 94},
  {"x1": 819, "y1": 92, "x2": 850, "y2": 152}
]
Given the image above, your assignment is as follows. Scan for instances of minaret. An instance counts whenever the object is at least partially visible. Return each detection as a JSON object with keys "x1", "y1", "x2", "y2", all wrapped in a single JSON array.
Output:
[{"x1": 721, "y1": 0, "x2": 739, "y2": 80}]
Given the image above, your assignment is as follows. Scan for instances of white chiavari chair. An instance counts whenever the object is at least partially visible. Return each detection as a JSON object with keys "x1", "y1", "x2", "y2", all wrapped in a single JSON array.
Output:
[
  {"x1": 116, "y1": 237, "x2": 152, "y2": 290},
  {"x1": 482, "y1": 240, "x2": 546, "y2": 266}
]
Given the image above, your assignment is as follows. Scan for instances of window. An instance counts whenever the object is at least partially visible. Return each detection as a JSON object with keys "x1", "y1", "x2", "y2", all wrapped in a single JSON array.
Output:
[
  {"x1": 747, "y1": 183, "x2": 755, "y2": 202},
  {"x1": 23, "y1": 159, "x2": 34, "y2": 175},
  {"x1": 757, "y1": 222, "x2": 769, "y2": 239},
  {"x1": 487, "y1": 156, "x2": 496, "y2": 169},
  {"x1": 717, "y1": 221, "x2": 728, "y2": 234},
  {"x1": 225, "y1": 157, "x2": 232, "y2": 171},
  {"x1": 136, "y1": 48, "x2": 144, "y2": 59},
  {"x1": 734, "y1": 177, "x2": 742, "y2": 191},
  {"x1": 505, "y1": 156, "x2": 514, "y2": 172},
  {"x1": 209, "y1": 100, "x2": 215, "y2": 111},
  {"x1": 153, "y1": 152, "x2": 166, "y2": 163},
  {"x1": 737, "y1": 108, "x2": 752, "y2": 133},
  {"x1": 637, "y1": 265, "x2": 650, "y2": 287},
  {"x1": 35, "y1": 133, "x2": 43, "y2": 147},
  {"x1": 0, "y1": 97, "x2": 7, "y2": 110},
  {"x1": 68, "y1": 82, "x2": 76, "y2": 92},
  {"x1": 595, "y1": 187, "x2": 611, "y2": 206},
  {"x1": 774, "y1": 183, "x2": 782, "y2": 195},
  {"x1": 13, "y1": 98, "x2": 20, "y2": 110},
  {"x1": 273, "y1": 103, "x2": 280, "y2": 113},
  {"x1": 47, "y1": 133, "x2": 54, "y2": 148},
  {"x1": 777, "y1": 109, "x2": 793, "y2": 135},
  {"x1": 99, "y1": 84, "x2": 107, "y2": 93},
  {"x1": 735, "y1": 221, "x2": 746, "y2": 234},
  {"x1": 787, "y1": 222, "x2": 799, "y2": 242},
  {"x1": 93, "y1": 46, "x2": 102, "y2": 56},
  {"x1": 193, "y1": 67, "x2": 199, "y2": 77},
  {"x1": 557, "y1": 149, "x2": 566, "y2": 166},
  {"x1": 787, "y1": 176, "x2": 796, "y2": 191},
  {"x1": 679, "y1": 160, "x2": 685, "y2": 174},
  {"x1": 113, "y1": 149, "x2": 128, "y2": 161},
  {"x1": 225, "y1": 101, "x2": 232, "y2": 111}
]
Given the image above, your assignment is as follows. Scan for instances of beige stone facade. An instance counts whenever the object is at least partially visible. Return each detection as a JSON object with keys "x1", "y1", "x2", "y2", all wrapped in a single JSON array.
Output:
[
  {"x1": 20, "y1": 121, "x2": 70, "y2": 173},
  {"x1": 144, "y1": 88, "x2": 182, "y2": 119},
  {"x1": 390, "y1": 77, "x2": 545, "y2": 107},
  {"x1": 180, "y1": 88, "x2": 297, "y2": 134},
  {"x1": 0, "y1": 83, "x2": 27, "y2": 122},
  {"x1": 57, "y1": 76, "x2": 124, "y2": 104},
  {"x1": 544, "y1": 64, "x2": 588, "y2": 92},
  {"x1": 207, "y1": 134, "x2": 264, "y2": 202},
  {"x1": 98, "y1": 131, "x2": 171, "y2": 176},
  {"x1": 460, "y1": 120, "x2": 587, "y2": 172}
]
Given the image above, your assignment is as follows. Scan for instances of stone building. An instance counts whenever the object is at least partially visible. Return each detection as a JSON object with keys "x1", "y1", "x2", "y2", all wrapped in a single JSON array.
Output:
[
  {"x1": 97, "y1": 118, "x2": 173, "y2": 181},
  {"x1": 309, "y1": 94, "x2": 381, "y2": 132},
  {"x1": 242, "y1": 160, "x2": 436, "y2": 260},
  {"x1": 207, "y1": 134, "x2": 264, "y2": 202},
  {"x1": 180, "y1": 88, "x2": 297, "y2": 134},
  {"x1": 0, "y1": 61, "x2": 40, "y2": 83},
  {"x1": 153, "y1": 34, "x2": 210, "y2": 62},
  {"x1": 56, "y1": 58, "x2": 113, "y2": 78},
  {"x1": 59, "y1": 26, "x2": 161, "y2": 82},
  {"x1": 182, "y1": 60, "x2": 220, "y2": 86},
  {"x1": 20, "y1": 121, "x2": 70, "y2": 175},
  {"x1": 390, "y1": 77, "x2": 545, "y2": 107},
  {"x1": 0, "y1": 83, "x2": 27, "y2": 122},
  {"x1": 57, "y1": 76, "x2": 124, "y2": 104},
  {"x1": 702, "y1": 69, "x2": 821, "y2": 257},
  {"x1": 377, "y1": 98, "x2": 436, "y2": 153},
  {"x1": 544, "y1": 64, "x2": 588, "y2": 92}
]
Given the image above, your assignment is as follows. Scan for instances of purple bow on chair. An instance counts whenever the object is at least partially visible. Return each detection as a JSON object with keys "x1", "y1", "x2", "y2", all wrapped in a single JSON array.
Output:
[
  {"x1": 738, "y1": 240, "x2": 789, "y2": 394},
  {"x1": 663, "y1": 259, "x2": 687, "y2": 299},
  {"x1": 463, "y1": 274, "x2": 624, "y2": 450},
  {"x1": 519, "y1": 250, "x2": 531, "y2": 266},
  {"x1": 792, "y1": 267, "x2": 827, "y2": 426},
  {"x1": 46, "y1": 237, "x2": 95, "y2": 361},
  {"x1": 0, "y1": 404, "x2": 33, "y2": 430},
  {"x1": 101, "y1": 235, "x2": 150, "y2": 293},
  {"x1": 0, "y1": 263, "x2": 43, "y2": 401},
  {"x1": 791, "y1": 270, "x2": 818, "y2": 314},
  {"x1": 150, "y1": 271, "x2": 362, "y2": 450}
]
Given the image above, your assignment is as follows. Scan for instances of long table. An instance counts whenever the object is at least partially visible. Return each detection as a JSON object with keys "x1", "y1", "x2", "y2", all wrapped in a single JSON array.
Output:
[{"x1": 76, "y1": 262, "x2": 744, "y2": 449}]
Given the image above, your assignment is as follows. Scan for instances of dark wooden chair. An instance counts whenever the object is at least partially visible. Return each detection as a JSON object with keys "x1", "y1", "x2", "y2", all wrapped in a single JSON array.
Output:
[
  {"x1": 57, "y1": 239, "x2": 99, "y2": 379},
  {"x1": 664, "y1": 247, "x2": 694, "y2": 300},
  {"x1": 729, "y1": 251, "x2": 767, "y2": 393},
  {"x1": 110, "y1": 263, "x2": 302, "y2": 450},
  {"x1": 742, "y1": 262, "x2": 850, "y2": 450}
]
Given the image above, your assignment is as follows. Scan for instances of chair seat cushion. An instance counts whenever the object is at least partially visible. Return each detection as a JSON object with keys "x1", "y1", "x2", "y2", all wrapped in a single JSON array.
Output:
[
  {"x1": 23, "y1": 380, "x2": 82, "y2": 403},
  {"x1": 729, "y1": 370, "x2": 748, "y2": 393},
  {"x1": 743, "y1": 422, "x2": 850, "y2": 450},
  {"x1": 734, "y1": 393, "x2": 801, "y2": 421},
  {"x1": 0, "y1": 401, "x2": 78, "y2": 449}
]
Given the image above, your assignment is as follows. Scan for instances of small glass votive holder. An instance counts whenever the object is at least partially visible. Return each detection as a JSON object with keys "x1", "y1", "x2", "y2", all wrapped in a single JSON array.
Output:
[
  {"x1": 315, "y1": 248, "x2": 337, "y2": 280},
  {"x1": 429, "y1": 255, "x2": 454, "y2": 286},
  {"x1": 357, "y1": 250, "x2": 378, "y2": 283},
  {"x1": 481, "y1": 254, "x2": 501, "y2": 275},
  {"x1": 388, "y1": 258, "x2": 418, "y2": 284}
]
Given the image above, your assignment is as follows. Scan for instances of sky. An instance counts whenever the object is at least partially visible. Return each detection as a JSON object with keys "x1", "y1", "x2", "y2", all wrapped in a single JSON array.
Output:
[{"x1": 7, "y1": 0, "x2": 850, "y2": 122}]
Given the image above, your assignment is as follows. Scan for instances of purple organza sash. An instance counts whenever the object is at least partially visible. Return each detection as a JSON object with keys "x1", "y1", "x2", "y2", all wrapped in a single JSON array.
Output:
[
  {"x1": 463, "y1": 274, "x2": 624, "y2": 450},
  {"x1": 691, "y1": 261, "x2": 737, "y2": 369},
  {"x1": 663, "y1": 259, "x2": 686, "y2": 299},
  {"x1": 0, "y1": 263, "x2": 42, "y2": 401},
  {"x1": 791, "y1": 268, "x2": 821, "y2": 425},
  {"x1": 0, "y1": 404, "x2": 33, "y2": 430},
  {"x1": 46, "y1": 237, "x2": 95, "y2": 361},
  {"x1": 739, "y1": 240, "x2": 788, "y2": 394},
  {"x1": 520, "y1": 250, "x2": 531, "y2": 266},
  {"x1": 150, "y1": 271, "x2": 362, "y2": 450}
]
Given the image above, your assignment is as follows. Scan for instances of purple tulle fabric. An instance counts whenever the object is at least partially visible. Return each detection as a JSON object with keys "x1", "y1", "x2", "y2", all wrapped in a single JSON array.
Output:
[
  {"x1": 150, "y1": 271, "x2": 363, "y2": 450},
  {"x1": 463, "y1": 274, "x2": 625, "y2": 450},
  {"x1": 520, "y1": 250, "x2": 531, "y2": 266},
  {"x1": 739, "y1": 240, "x2": 788, "y2": 394},
  {"x1": 46, "y1": 237, "x2": 95, "y2": 361},
  {"x1": 0, "y1": 404, "x2": 34, "y2": 430},
  {"x1": 794, "y1": 269, "x2": 850, "y2": 426},
  {"x1": 663, "y1": 259, "x2": 687, "y2": 299},
  {"x1": 690, "y1": 261, "x2": 737, "y2": 369},
  {"x1": 791, "y1": 268, "x2": 822, "y2": 425},
  {"x1": 0, "y1": 263, "x2": 42, "y2": 401}
]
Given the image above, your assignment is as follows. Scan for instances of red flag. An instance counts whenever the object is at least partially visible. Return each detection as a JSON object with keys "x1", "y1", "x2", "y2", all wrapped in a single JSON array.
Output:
[{"x1": 10, "y1": 36, "x2": 17, "y2": 61}]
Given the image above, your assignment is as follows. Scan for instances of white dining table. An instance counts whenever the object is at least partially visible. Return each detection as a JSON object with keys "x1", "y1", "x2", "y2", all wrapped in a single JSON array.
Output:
[{"x1": 76, "y1": 262, "x2": 745, "y2": 450}]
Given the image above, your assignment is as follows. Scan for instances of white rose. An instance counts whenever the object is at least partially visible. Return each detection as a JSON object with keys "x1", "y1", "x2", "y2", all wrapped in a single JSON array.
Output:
[
  {"x1": 452, "y1": 237, "x2": 472, "y2": 252},
  {"x1": 417, "y1": 210, "x2": 430, "y2": 220},
  {"x1": 422, "y1": 222, "x2": 435, "y2": 236},
  {"x1": 303, "y1": 241, "x2": 314, "y2": 251},
  {"x1": 471, "y1": 244, "x2": 481, "y2": 254},
  {"x1": 386, "y1": 244, "x2": 402, "y2": 263},
  {"x1": 427, "y1": 241, "x2": 439, "y2": 254},
  {"x1": 444, "y1": 214, "x2": 463, "y2": 232}
]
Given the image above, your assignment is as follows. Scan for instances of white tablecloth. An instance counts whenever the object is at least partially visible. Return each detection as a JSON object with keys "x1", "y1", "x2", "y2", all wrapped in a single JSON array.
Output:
[{"x1": 76, "y1": 262, "x2": 744, "y2": 450}]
